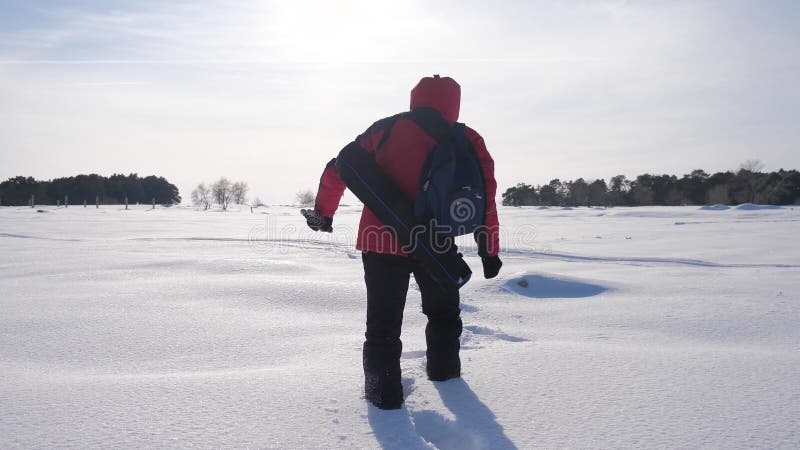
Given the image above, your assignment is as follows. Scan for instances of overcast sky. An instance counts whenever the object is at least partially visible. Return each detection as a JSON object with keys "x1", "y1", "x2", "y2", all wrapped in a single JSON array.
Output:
[{"x1": 1, "y1": 0, "x2": 798, "y2": 204}]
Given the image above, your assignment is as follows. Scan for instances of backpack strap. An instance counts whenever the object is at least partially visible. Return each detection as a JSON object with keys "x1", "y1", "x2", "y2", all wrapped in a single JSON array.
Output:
[
  {"x1": 357, "y1": 113, "x2": 406, "y2": 150},
  {"x1": 406, "y1": 107, "x2": 454, "y2": 144},
  {"x1": 369, "y1": 108, "x2": 460, "y2": 150},
  {"x1": 375, "y1": 113, "x2": 407, "y2": 149}
]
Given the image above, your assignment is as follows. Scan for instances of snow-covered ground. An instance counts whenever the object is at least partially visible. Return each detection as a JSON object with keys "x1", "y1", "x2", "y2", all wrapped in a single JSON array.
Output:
[{"x1": 1, "y1": 204, "x2": 799, "y2": 448}]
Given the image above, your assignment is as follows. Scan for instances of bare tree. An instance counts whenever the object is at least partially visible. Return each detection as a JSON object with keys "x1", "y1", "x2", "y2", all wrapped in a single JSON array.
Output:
[
  {"x1": 231, "y1": 181, "x2": 249, "y2": 205},
  {"x1": 738, "y1": 160, "x2": 766, "y2": 203},
  {"x1": 739, "y1": 159, "x2": 765, "y2": 173},
  {"x1": 191, "y1": 183, "x2": 212, "y2": 210},
  {"x1": 251, "y1": 196, "x2": 266, "y2": 207},
  {"x1": 211, "y1": 177, "x2": 235, "y2": 211},
  {"x1": 296, "y1": 189, "x2": 315, "y2": 206}
]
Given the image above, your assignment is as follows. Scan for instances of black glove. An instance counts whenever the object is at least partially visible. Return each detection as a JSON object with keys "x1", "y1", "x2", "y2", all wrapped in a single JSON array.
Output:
[
  {"x1": 481, "y1": 255, "x2": 502, "y2": 279},
  {"x1": 474, "y1": 228, "x2": 501, "y2": 278},
  {"x1": 301, "y1": 209, "x2": 333, "y2": 233}
]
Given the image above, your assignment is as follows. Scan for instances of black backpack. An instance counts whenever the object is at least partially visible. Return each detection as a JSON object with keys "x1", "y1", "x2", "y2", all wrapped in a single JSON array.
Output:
[{"x1": 376, "y1": 107, "x2": 486, "y2": 237}]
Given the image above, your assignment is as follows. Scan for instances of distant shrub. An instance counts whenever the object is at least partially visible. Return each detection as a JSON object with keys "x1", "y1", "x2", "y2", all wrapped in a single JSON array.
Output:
[{"x1": 296, "y1": 189, "x2": 315, "y2": 206}]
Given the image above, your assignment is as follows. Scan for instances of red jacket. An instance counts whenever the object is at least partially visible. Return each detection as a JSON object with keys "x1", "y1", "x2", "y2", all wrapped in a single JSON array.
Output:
[{"x1": 314, "y1": 76, "x2": 500, "y2": 257}]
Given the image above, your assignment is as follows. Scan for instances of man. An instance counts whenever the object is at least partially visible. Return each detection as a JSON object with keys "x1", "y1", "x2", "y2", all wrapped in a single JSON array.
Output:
[{"x1": 303, "y1": 75, "x2": 501, "y2": 409}]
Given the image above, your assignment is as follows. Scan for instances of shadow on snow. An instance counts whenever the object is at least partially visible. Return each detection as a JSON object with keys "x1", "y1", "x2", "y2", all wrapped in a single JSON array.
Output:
[
  {"x1": 369, "y1": 378, "x2": 516, "y2": 450},
  {"x1": 498, "y1": 273, "x2": 609, "y2": 299}
]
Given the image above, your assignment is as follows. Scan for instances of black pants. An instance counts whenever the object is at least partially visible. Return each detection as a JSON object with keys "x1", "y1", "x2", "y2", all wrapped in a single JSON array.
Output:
[{"x1": 362, "y1": 251, "x2": 462, "y2": 403}]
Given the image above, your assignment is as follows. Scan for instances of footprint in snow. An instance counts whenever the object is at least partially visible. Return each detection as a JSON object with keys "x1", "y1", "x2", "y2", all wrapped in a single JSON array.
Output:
[
  {"x1": 463, "y1": 325, "x2": 529, "y2": 344},
  {"x1": 324, "y1": 398, "x2": 339, "y2": 419},
  {"x1": 460, "y1": 302, "x2": 479, "y2": 313},
  {"x1": 401, "y1": 350, "x2": 426, "y2": 360}
]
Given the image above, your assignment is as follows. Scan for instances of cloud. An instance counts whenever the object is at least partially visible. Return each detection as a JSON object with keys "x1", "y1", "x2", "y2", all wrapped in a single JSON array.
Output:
[{"x1": 1, "y1": 0, "x2": 798, "y2": 202}]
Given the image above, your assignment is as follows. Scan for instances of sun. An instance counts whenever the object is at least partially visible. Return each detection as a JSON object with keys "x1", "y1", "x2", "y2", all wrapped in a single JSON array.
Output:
[{"x1": 258, "y1": 1, "x2": 423, "y2": 63}]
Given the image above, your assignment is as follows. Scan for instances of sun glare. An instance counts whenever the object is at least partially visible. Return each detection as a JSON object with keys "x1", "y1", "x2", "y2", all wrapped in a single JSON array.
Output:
[{"x1": 263, "y1": 1, "x2": 424, "y2": 62}]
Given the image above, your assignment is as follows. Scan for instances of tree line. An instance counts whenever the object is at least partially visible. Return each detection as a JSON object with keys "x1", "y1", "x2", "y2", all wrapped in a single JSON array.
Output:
[
  {"x1": 502, "y1": 162, "x2": 800, "y2": 207},
  {"x1": 0, "y1": 173, "x2": 181, "y2": 206}
]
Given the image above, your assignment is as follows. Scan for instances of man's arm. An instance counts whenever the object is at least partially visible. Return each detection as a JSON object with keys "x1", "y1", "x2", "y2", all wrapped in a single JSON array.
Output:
[
  {"x1": 465, "y1": 126, "x2": 500, "y2": 257},
  {"x1": 313, "y1": 118, "x2": 391, "y2": 216},
  {"x1": 314, "y1": 158, "x2": 346, "y2": 219},
  {"x1": 306, "y1": 120, "x2": 393, "y2": 231}
]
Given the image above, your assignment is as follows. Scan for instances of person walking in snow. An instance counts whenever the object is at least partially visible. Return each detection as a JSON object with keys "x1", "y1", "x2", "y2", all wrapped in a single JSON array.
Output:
[{"x1": 303, "y1": 75, "x2": 502, "y2": 409}]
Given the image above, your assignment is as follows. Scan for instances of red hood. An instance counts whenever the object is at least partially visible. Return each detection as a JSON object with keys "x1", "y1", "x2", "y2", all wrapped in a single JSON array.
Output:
[{"x1": 410, "y1": 75, "x2": 460, "y2": 124}]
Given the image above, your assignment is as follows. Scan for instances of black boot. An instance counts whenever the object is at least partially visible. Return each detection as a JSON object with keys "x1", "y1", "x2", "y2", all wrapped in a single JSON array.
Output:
[
  {"x1": 426, "y1": 356, "x2": 461, "y2": 381},
  {"x1": 364, "y1": 340, "x2": 403, "y2": 409},
  {"x1": 424, "y1": 311, "x2": 463, "y2": 381},
  {"x1": 425, "y1": 318, "x2": 462, "y2": 381}
]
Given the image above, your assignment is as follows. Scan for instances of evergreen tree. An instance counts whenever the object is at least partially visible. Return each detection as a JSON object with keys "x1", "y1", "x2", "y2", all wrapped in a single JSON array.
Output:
[{"x1": 0, "y1": 174, "x2": 180, "y2": 206}]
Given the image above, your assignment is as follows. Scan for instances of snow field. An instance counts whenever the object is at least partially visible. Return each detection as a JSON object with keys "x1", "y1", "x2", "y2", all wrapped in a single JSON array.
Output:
[{"x1": 1, "y1": 204, "x2": 798, "y2": 448}]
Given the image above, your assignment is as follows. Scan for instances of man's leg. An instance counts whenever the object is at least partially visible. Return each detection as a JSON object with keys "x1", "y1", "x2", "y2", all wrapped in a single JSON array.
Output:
[
  {"x1": 362, "y1": 251, "x2": 411, "y2": 409},
  {"x1": 413, "y1": 264, "x2": 462, "y2": 381}
]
